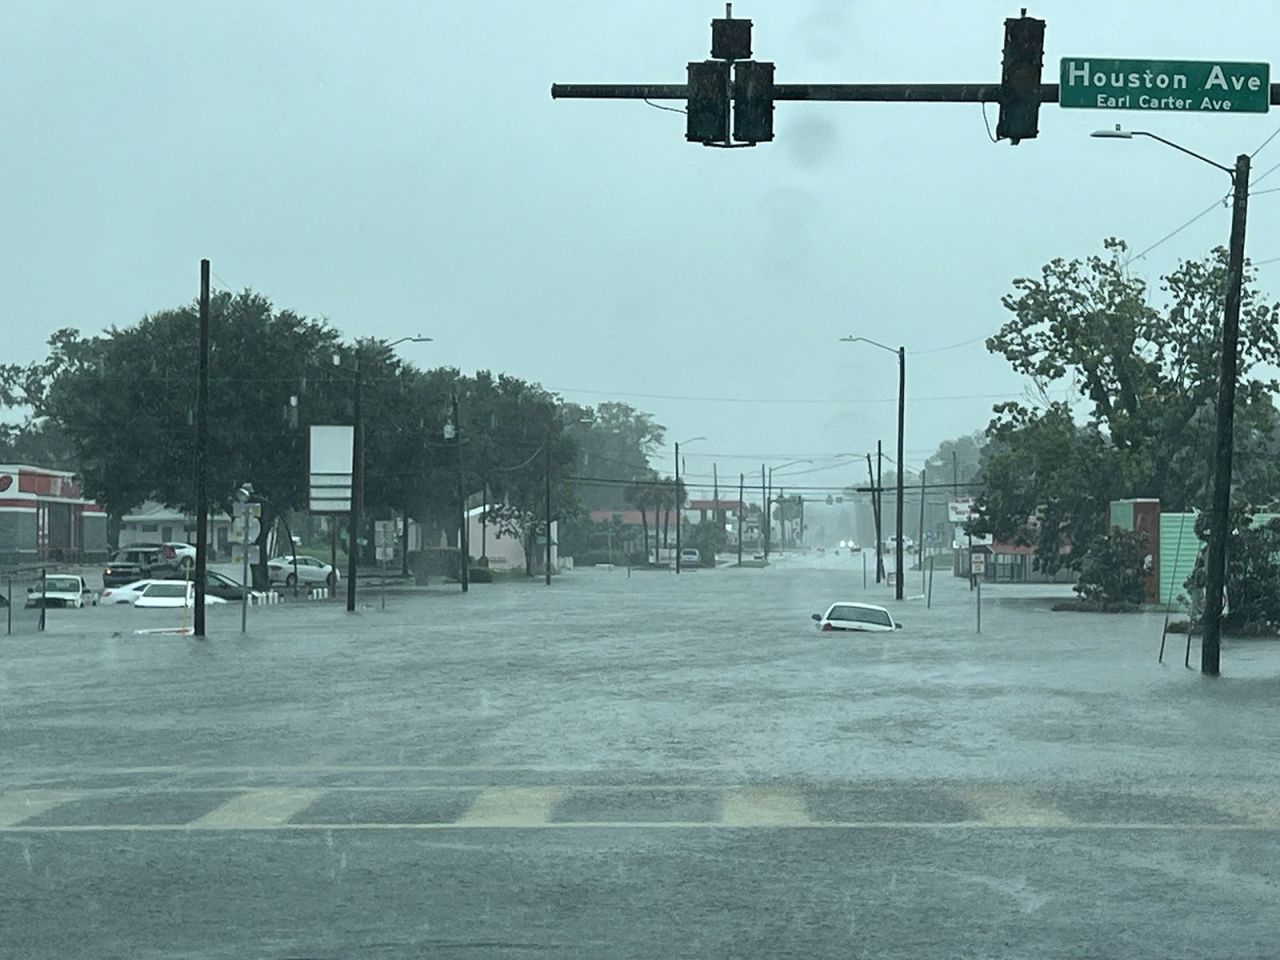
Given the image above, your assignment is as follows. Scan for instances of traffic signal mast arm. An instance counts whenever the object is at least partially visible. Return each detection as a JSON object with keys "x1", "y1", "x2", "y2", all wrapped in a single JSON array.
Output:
[
  {"x1": 553, "y1": 10, "x2": 1060, "y2": 145},
  {"x1": 551, "y1": 83, "x2": 1059, "y2": 103}
]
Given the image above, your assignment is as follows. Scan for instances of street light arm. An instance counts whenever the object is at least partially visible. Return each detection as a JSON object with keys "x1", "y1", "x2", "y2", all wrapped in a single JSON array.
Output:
[
  {"x1": 1133, "y1": 131, "x2": 1235, "y2": 177},
  {"x1": 386, "y1": 335, "x2": 433, "y2": 348},
  {"x1": 840, "y1": 335, "x2": 899, "y2": 356}
]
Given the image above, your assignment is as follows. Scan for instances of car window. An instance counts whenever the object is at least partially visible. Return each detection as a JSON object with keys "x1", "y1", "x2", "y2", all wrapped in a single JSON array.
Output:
[
  {"x1": 828, "y1": 605, "x2": 893, "y2": 627},
  {"x1": 44, "y1": 577, "x2": 83, "y2": 591},
  {"x1": 141, "y1": 582, "x2": 188, "y2": 598}
]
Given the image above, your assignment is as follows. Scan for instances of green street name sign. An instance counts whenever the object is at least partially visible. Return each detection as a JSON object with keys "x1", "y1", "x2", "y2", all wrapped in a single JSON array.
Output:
[{"x1": 1060, "y1": 58, "x2": 1270, "y2": 113}]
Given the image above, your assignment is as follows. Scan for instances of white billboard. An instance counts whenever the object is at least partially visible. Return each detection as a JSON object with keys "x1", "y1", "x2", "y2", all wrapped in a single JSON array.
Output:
[
  {"x1": 309, "y1": 425, "x2": 354, "y2": 514},
  {"x1": 948, "y1": 497, "x2": 975, "y2": 524}
]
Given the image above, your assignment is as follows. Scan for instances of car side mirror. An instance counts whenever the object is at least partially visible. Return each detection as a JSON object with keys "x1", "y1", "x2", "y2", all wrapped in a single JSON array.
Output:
[
  {"x1": 895, "y1": 622, "x2": 903, "y2": 629},
  {"x1": 811, "y1": 613, "x2": 821, "y2": 621}
]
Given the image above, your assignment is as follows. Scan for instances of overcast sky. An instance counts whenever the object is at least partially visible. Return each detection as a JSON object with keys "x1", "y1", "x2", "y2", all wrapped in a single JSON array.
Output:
[{"x1": 3, "y1": 1, "x2": 1278, "y2": 496}]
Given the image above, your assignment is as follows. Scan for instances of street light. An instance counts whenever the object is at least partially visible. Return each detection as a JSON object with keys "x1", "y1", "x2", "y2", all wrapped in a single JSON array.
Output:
[
  {"x1": 674, "y1": 435, "x2": 707, "y2": 573},
  {"x1": 841, "y1": 336, "x2": 906, "y2": 601},
  {"x1": 1091, "y1": 124, "x2": 1248, "y2": 677},
  {"x1": 342, "y1": 335, "x2": 432, "y2": 611}
]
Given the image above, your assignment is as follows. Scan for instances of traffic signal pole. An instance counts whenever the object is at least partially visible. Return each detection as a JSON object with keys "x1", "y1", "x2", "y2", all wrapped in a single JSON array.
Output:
[{"x1": 553, "y1": 10, "x2": 1056, "y2": 148}]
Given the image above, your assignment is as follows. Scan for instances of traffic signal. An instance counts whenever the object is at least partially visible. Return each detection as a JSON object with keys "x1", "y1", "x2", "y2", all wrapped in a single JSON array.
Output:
[
  {"x1": 733, "y1": 60, "x2": 774, "y2": 143},
  {"x1": 996, "y1": 13, "x2": 1045, "y2": 145},
  {"x1": 687, "y1": 60, "x2": 730, "y2": 143}
]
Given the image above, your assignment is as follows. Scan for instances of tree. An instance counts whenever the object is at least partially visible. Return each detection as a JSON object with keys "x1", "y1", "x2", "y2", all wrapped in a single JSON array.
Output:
[
  {"x1": 1184, "y1": 504, "x2": 1280, "y2": 634},
  {"x1": 1075, "y1": 527, "x2": 1148, "y2": 608},
  {"x1": 924, "y1": 432, "x2": 986, "y2": 488},
  {"x1": 625, "y1": 476, "x2": 658, "y2": 562},
  {"x1": 978, "y1": 239, "x2": 1280, "y2": 571}
]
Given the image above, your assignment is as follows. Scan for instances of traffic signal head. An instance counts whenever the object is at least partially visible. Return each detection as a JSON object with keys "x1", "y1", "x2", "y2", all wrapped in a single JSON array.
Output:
[
  {"x1": 996, "y1": 13, "x2": 1045, "y2": 145},
  {"x1": 711, "y1": 17, "x2": 752, "y2": 60},
  {"x1": 687, "y1": 60, "x2": 730, "y2": 144},
  {"x1": 733, "y1": 60, "x2": 774, "y2": 143}
]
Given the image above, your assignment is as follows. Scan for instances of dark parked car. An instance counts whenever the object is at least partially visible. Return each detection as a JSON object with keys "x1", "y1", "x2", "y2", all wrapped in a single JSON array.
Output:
[
  {"x1": 102, "y1": 543, "x2": 185, "y2": 588},
  {"x1": 161, "y1": 568, "x2": 250, "y2": 601}
]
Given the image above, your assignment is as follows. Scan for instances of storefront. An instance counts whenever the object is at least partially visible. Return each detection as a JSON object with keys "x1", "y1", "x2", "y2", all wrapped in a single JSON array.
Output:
[{"x1": 0, "y1": 465, "x2": 108, "y2": 565}]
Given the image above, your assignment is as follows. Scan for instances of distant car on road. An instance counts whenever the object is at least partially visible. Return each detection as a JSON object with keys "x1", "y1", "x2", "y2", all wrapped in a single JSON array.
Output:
[
  {"x1": 267, "y1": 555, "x2": 338, "y2": 588},
  {"x1": 679, "y1": 548, "x2": 701, "y2": 566},
  {"x1": 133, "y1": 581, "x2": 229, "y2": 609},
  {"x1": 26, "y1": 574, "x2": 95, "y2": 608},
  {"x1": 812, "y1": 601, "x2": 901, "y2": 633}
]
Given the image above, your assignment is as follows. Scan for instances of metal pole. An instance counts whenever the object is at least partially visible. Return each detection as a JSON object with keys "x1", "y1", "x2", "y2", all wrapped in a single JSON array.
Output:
[
  {"x1": 347, "y1": 354, "x2": 362, "y2": 612},
  {"x1": 675, "y1": 441, "x2": 681, "y2": 574},
  {"x1": 240, "y1": 507, "x2": 250, "y2": 633},
  {"x1": 976, "y1": 579, "x2": 982, "y2": 633},
  {"x1": 544, "y1": 435, "x2": 552, "y2": 585},
  {"x1": 862, "y1": 552, "x2": 867, "y2": 589},
  {"x1": 867, "y1": 453, "x2": 881, "y2": 582},
  {"x1": 481, "y1": 477, "x2": 488, "y2": 561},
  {"x1": 39, "y1": 568, "x2": 46, "y2": 632},
  {"x1": 918, "y1": 468, "x2": 927, "y2": 594},
  {"x1": 454, "y1": 393, "x2": 468, "y2": 593},
  {"x1": 330, "y1": 522, "x2": 338, "y2": 598},
  {"x1": 895, "y1": 347, "x2": 906, "y2": 602},
  {"x1": 5, "y1": 576, "x2": 10, "y2": 635},
  {"x1": 1201, "y1": 153, "x2": 1251, "y2": 677},
  {"x1": 927, "y1": 557, "x2": 934, "y2": 608},
  {"x1": 737, "y1": 473, "x2": 744, "y2": 566},
  {"x1": 760, "y1": 464, "x2": 767, "y2": 561},
  {"x1": 194, "y1": 259, "x2": 210, "y2": 637}
]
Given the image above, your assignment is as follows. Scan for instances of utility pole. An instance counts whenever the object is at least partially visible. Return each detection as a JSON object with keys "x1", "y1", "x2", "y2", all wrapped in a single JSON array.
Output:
[
  {"x1": 1202, "y1": 152, "x2": 1251, "y2": 677},
  {"x1": 737, "y1": 472, "x2": 744, "y2": 566},
  {"x1": 876, "y1": 444, "x2": 885, "y2": 580},
  {"x1": 918, "y1": 468, "x2": 927, "y2": 588},
  {"x1": 798, "y1": 495, "x2": 804, "y2": 548},
  {"x1": 674, "y1": 441, "x2": 683, "y2": 573},
  {"x1": 867, "y1": 453, "x2": 882, "y2": 582},
  {"x1": 193, "y1": 259, "x2": 210, "y2": 637},
  {"x1": 453, "y1": 393, "x2": 468, "y2": 593},
  {"x1": 346, "y1": 353, "x2": 362, "y2": 613},
  {"x1": 760, "y1": 464, "x2": 767, "y2": 561},
  {"x1": 544, "y1": 434, "x2": 553, "y2": 586},
  {"x1": 894, "y1": 347, "x2": 906, "y2": 602},
  {"x1": 713, "y1": 461, "x2": 720, "y2": 546}
]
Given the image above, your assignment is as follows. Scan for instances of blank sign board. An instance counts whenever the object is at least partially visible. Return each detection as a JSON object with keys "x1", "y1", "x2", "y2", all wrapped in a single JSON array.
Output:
[{"x1": 309, "y1": 425, "x2": 354, "y2": 513}]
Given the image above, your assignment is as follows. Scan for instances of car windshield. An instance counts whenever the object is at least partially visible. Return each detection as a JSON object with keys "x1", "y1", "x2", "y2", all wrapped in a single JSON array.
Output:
[
  {"x1": 142, "y1": 582, "x2": 188, "y2": 598},
  {"x1": 39, "y1": 577, "x2": 81, "y2": 592},
  {"x1": 828, "y1": 605, "x2": 893, "y2": 627},
  {"x1": 6, "y1": 6, "x2": 1279, "y2": 956}
]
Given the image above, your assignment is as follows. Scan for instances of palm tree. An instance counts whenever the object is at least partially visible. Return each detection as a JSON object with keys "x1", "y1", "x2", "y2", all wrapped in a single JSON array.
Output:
[{"x1": 625, "y1": 479, "x2": 654, "y2": 563}]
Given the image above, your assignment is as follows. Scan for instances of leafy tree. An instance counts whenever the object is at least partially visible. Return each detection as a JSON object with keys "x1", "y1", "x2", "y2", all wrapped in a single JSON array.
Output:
[
  {"x1": 924, "y1": 432, "x2": 986, "y2": 488},
  {"x1": 978, "y1": 240, "x2": 1280, "y2": 570},
  {"x1": 1184, "y1": 504, "x2": 1280, "y2": 634},
  {"x1": 1075, "y1": 527, "x2": 1148, "y2": 608}
]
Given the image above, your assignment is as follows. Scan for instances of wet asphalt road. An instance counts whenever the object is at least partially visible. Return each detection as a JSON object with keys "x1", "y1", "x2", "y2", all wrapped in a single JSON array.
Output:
[{"x1": 2, "y1": 560, "x2": 1278, "y2": 958}]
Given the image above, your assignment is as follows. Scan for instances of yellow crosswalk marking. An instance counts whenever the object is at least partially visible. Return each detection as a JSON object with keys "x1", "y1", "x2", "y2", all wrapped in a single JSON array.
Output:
[
  {"x1": 457, "y1": 787, "x2": 562, "y2": 826},
  {"x1": 720, "y1": 787, "x2": 813, "y2": 826},
  {"x1": 0, "y1": 790, "x2": 81, "y2": 827},
  {"x1": 191, "y1": 789, "x2": 323, "y2": 828},
  {"x1": 960, "y1": 786, "x2": 1071, "y2": 826}
]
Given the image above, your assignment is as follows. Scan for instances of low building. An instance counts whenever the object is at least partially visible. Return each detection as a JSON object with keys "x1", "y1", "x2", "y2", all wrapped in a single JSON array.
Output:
[
  {"x1": 0, "y1": 464, "x2": 108, "y2": 565},
  {"x1": 120, "y1": 501, "x2": 235, "y2": 559}
]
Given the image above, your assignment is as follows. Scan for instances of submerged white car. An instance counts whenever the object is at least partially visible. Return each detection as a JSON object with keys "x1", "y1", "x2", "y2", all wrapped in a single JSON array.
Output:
[
  {"x1": 133, "y1": 581, "x2": 229, "y2": 609},
  {"x1": 99, "y1": 579, "x2": 166, "y2": 605},
  {"x1": 26, "y1": 574, "x2": 95, "y2": 608},
  {"x1": 812, "y1": 601, "x2": 901, "y2": 633}
]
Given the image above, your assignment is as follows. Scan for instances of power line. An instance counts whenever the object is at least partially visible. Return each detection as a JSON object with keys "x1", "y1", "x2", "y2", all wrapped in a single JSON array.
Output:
[{"x1": 1123, "y1": 194, "x2": 1228, "y2": 266}]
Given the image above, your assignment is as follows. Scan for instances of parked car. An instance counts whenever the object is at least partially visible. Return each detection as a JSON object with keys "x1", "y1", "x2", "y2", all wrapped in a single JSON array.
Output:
[
  {"x1": 161, "y1": 542, "x2": 197, "y2": 563},
  {"x1": 160, "y1": 568, "x2": 251, "y2": 601},
  {"x1": 267, "y1": 555, "x2": 338, "y2": 587},
  {"x1": 26, "y1": 574, "x2": 95, "y2": 608},
  {"x1": 133, "y1": 580, "x2": 228, "y2": 609},
  {"x1": 99, "y1": 579, "x2": 166, "y2": 605},
  {"x1": 680, "y1": 548, "x2": 701, "y2": 566},
  {"x1": 102, "y1": 544, "x2": 182, "y2": 588},
  {"x1": 811, "y1": 601, "x2": 901, "y2": 633}
]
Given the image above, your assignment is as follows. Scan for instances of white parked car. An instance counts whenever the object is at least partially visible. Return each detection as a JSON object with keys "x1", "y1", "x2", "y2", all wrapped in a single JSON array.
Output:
[
  {"x1": 26, "y1": 574, "x2": 95, "y2": 608},
  {"x1": 161, "y1": 542, "x2": 197, "y2": 562},
  {"x1": 133, "y1": 581, "x2": 228, "y2": 608},
  {"x1": 267, "y1": 555, "x2": 338, "y2": 587},
  {"x1": 812, "y1": 601, "x2": 901, "y2": 633},
  {"x1": 680, "y1": 548, "x2": 701, "y2": 565},
  {"x1": 99, "y1": 579, "x2": 167, "y2": 605}
]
